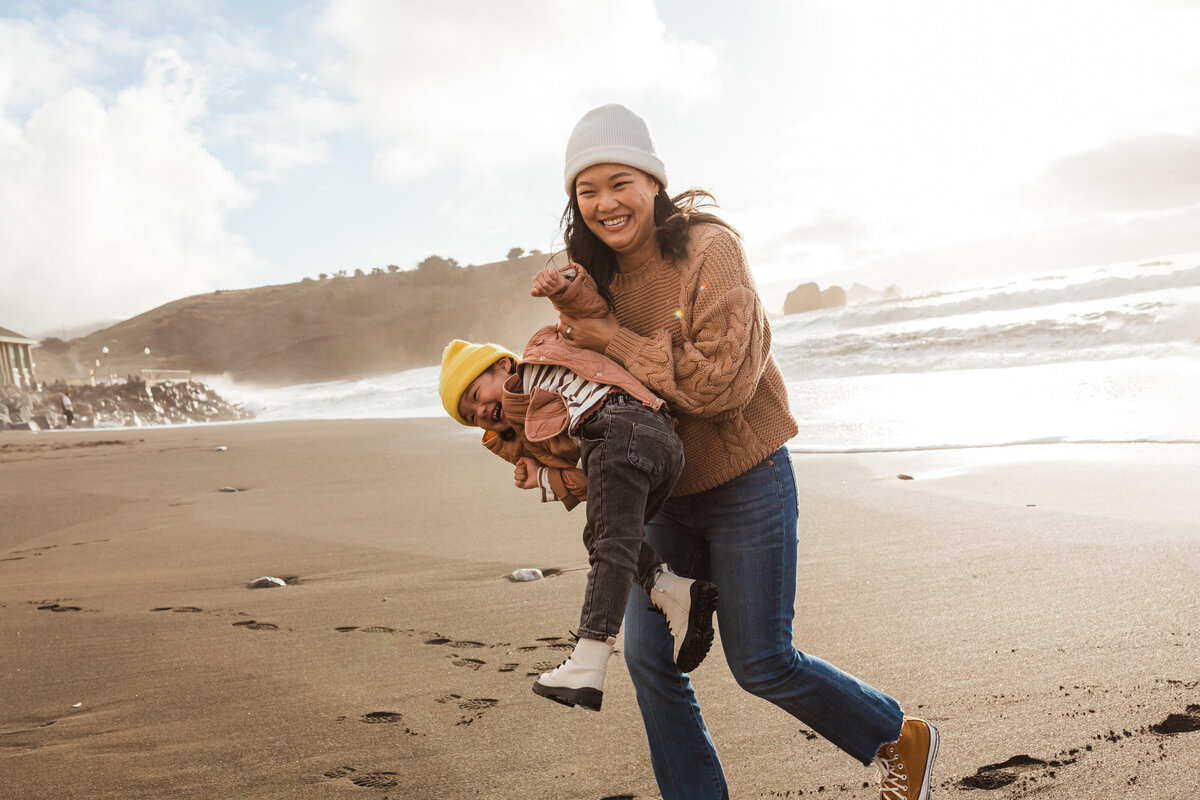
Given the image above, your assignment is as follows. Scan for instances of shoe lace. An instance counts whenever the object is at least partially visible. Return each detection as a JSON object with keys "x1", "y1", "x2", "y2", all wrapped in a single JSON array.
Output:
[
  {"x1": 874, "y1": 747, "x2": 908, "y2": 799},
  {"x1": 646, "y1": 600, "x2": 681, "y2": 637},
  {"x1": 546, "y1": 631, "x2": 581, "y2": 671}
]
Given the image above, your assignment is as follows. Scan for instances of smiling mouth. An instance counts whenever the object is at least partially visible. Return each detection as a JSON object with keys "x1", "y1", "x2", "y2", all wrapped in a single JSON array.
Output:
[
  {"x1": 492, "y1": 404, "x2": 502, "y2": 423},
  {"x1": 601, "y1": 215, "x2": 630, "y2": 229}
]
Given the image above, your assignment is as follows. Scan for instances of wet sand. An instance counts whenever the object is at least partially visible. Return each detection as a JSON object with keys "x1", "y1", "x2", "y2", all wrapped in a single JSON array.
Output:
[{"x1": 2, "y1": 419, "x2": 1198, "y2": 799}]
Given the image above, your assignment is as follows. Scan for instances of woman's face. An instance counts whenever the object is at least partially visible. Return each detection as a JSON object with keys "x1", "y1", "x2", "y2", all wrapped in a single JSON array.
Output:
[{"x1": 574, "y1": 163, "x2": 660, "y2": 269}]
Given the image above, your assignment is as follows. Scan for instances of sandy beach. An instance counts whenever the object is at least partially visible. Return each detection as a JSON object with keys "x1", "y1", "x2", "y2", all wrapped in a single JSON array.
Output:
[{"x1": 2, "y1": 419, "x2": 1198, "y2": 799}]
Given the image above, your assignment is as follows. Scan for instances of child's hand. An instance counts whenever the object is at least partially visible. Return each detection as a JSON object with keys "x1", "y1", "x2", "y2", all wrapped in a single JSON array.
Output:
[
  {"x1": 531, "y1": 267, "x2": 570, "y2": 298},
  {"x1": 514, "y1": 456, "x2": 540, "y2": 490}
]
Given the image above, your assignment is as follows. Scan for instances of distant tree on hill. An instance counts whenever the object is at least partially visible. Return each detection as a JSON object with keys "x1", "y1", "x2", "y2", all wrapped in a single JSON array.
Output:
[
  {"x1": 334, "y1": 269, "x2": 348, "y2": 278},
  {"x1": 318, "y1": 273, "x2": 328, "y2": 280},
  {"x1": 417, "y1": 255, "x2": 459, "y2": 275},
  {"x1": 507, "y1": 247, "x2": 524, "y2": 261},
  {"x1": 387, "y1": 264, "x2": 400, "y2": 273},
  {"x1": 38, "y1": 337, "x2": 69, "y2": 354},
  {"x1": 371, "y1": 267, "x2": 384, "y2": 276},
  {"x1": 530, "y1": 249, "x2": 543, "y2": 256},
  {"x1": 354, "y1": 268, "x2": 366, "y2": 277}
]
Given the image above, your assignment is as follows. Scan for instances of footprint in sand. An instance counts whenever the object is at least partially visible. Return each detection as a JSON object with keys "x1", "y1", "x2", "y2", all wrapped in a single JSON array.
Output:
[
  {"x1": 1151, "y1": 705, "x2": 1200, "y2": 735},
  {"x1": 359, "y1": 711, "x2": 420, "y2": 736},
  {"x1": 451, "y1": 658, "x2": 485, "y2": 670},
  {"x1": 350, "y1": 772, "x2": 399, "y2": 788},
  {"x1": 37, "y1": 603, "x2": 82, "y2": 612},
  {"x1": 423, "y1": 636, "x2": 486, "y2": 648},
  {"x1": 959, "y1": 755, "x2": 1049, "y2": 790},
  {"x1": 321, "y1": 766, "x2": 399, "y2": 789},
  {"x1": 232, "y1": 620, "x2": 278, "y2": 631},
  {"x1": 435, "y1": 694, "x2": 499, "y2": 725}
]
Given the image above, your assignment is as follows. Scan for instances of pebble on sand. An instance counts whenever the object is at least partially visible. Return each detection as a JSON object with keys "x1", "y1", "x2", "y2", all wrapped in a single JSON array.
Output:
[
  {"x1": 510, "y1": 568, "x2": 544, "y2": 582},
  {"x1": 248, "y1": 576, "x2": 288, "y2": 589}
]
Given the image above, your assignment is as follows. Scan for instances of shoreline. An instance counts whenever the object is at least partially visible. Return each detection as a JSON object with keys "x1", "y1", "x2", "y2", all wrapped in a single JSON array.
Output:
[
  {"x1": 3, "y1": 419, "x2": 1198, "y2": 798},
  {"x1": 25, "y1": 410, "x2": 1200, "y2": 452}
]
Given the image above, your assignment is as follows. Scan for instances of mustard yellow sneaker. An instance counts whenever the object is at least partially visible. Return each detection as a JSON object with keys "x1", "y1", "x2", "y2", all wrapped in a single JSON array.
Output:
[{"x1": 874, "y1": 717, "x2": 938, "y2": 800}]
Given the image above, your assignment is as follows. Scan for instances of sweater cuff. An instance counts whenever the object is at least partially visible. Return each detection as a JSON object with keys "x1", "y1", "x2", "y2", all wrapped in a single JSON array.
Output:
[
  {"x1": 538, "y1": 467, "x2": 560, "y2": 503},
  {"x1": 604, "y1": 327, "x2": 647, "y2": 368}
]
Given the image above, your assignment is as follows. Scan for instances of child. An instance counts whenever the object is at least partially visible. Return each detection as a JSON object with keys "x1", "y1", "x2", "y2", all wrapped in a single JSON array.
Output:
[{"x1": 438, "y1": 264, "x2": 718, "y2": 712}]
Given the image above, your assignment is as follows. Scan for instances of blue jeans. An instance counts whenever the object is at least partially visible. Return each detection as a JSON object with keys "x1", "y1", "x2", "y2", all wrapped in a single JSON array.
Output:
[{"x1": 623, "y1": 445, "x2": 904, "y2": 799}]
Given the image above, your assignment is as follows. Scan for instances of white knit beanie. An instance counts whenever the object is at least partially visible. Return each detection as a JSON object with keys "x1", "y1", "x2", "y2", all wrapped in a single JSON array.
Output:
[{"x1": 563, "y1": 104, "x2": 668, "y2": 195}]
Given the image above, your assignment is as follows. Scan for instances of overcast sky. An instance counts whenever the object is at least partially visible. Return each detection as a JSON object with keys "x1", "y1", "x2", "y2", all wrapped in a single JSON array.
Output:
[{"x1": 2, "y1": 0, "x2": 1198, "y2": 338}]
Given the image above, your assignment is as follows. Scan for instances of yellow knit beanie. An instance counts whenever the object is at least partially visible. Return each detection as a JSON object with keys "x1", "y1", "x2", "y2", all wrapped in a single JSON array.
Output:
[{"x1": 439, "y1": 339, "x2": 518, "y2": 425}]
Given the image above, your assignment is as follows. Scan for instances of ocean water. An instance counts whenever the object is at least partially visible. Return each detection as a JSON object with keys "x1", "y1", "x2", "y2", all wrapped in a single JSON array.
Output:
[{"x1": 211, "y1": 254, "x2": 1200, "y2": 453}]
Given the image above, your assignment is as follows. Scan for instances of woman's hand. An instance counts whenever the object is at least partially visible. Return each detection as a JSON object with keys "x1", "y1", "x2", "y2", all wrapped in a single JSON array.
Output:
[
  {"x1": 514, "y1": 456, "x2": 540, "y2": 490},
  {"x1": 559, "y1": 311, "x2": 619, "y2": 353}
]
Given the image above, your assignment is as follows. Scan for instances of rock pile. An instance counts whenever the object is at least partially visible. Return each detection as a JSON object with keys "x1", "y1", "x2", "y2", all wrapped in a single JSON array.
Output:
[{"x1": 1, "y1": 379, "x2": 253, "y2": 430}]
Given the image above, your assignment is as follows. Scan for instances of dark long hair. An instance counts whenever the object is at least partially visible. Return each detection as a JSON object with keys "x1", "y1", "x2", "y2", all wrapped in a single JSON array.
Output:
[{"x1": 560, "y1": 184, "x2": 740, "y2": 308}]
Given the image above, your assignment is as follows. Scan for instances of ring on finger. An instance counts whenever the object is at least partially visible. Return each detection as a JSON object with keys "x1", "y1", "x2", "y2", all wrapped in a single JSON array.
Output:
[{"x1": 565, "y1": 326, "x2": 573, "y2": 336}]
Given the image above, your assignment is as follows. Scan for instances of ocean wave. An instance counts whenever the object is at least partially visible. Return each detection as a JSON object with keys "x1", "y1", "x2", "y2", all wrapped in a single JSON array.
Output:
[
  {"x1": 787, "y1": 437, "x2": 1200, "y2": 454},
  {"x1": 831, "y1": 263, "x2": 1200, "y2": 331},
  {"x1": 205, "y1": 257, "x2": 1200, "y2": 452}
]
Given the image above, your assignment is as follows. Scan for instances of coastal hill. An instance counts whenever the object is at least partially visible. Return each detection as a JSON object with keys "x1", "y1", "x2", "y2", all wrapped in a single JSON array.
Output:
[{"x1": 33, "y1": 252, "x2": 564, "y2": 386}]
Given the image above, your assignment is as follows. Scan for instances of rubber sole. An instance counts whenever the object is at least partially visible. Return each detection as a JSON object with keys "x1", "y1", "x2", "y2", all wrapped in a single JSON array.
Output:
[
  {"x1": 916, "y1": 722, "x2": 939, "y2": 800},
  {"x1": 531, "y1": 681, "x2": 603, "y2": 712},
  {"x1": 675, "y1": 580, "x2": 718, "y2": 673}
]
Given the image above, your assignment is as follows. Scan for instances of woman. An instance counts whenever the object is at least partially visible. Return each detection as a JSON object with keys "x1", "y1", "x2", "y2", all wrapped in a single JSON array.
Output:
[{"x1": 554, "y1": 104, "x2": 938, "y2": 800}]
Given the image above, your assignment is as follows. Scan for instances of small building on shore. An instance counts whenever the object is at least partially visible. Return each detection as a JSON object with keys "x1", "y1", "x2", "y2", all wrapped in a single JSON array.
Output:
[{"x1": 1, "y1": 326, "x2": 37, "y2": 389}]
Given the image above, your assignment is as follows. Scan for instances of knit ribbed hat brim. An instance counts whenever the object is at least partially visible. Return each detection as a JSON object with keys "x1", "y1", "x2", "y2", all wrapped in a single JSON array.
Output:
[{"x1": 564, "y1": 104, "x2": 667, "y2": 195}]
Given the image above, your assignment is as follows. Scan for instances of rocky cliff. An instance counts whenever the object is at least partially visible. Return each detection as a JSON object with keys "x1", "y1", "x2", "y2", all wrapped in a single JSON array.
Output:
[
  {"x1": 1, "y1": 380, "x2": 252, "y2": 430},
  {"x1": 32, "y1": 253, "x2": 564, "y2": 387}
]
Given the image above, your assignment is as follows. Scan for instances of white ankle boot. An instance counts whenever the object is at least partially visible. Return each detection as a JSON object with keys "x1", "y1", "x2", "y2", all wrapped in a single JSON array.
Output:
[
  {"x1": 532, "y1": 636, "x2": 615, "y2": 712},
  {"x1": 649, "y1": 564, "x2": 718, "y2": 673}
]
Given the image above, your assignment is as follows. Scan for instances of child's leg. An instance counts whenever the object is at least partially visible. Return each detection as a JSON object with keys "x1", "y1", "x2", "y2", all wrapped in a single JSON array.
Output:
[
  {"x1": 534, "y1": 398, "x2": 707, "y2": 709},
  {"x1": 575, "y1": 396, "x2": 683, "y2": 641}
]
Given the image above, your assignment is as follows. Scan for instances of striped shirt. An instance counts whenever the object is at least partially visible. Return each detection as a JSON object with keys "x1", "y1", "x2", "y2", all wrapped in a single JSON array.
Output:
[
  {"x1": 521, "y1": 362, "x2": 613, "y2": 437},
  {"x1": 521, "y1": 362, "x2": 613, "y2": 504}
]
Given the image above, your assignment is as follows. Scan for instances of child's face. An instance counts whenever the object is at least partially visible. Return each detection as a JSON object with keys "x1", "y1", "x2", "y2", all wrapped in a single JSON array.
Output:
[{"x1": 457, "y1": 359, "x2": 513, "y2": 432}]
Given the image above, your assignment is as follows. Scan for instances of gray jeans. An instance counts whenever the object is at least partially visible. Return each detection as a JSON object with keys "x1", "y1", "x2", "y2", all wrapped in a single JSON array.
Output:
[{"x1": 575, "y1": 393, "x2": 684, "y2": 641}]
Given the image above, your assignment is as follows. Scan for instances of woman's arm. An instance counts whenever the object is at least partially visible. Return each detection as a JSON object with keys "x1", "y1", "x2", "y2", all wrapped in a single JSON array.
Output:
[{"x1": 563, "y1": 230, "x2": 768, "y2": 417}]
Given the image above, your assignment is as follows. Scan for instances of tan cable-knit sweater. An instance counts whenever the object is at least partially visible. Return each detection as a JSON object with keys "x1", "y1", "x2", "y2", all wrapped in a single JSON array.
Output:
[{"x1": 602, "y1": 222, "x2": 798, "y2": 495}]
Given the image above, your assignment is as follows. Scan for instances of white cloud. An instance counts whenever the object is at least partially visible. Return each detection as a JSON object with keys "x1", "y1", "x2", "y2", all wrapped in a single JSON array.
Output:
[
  {"x1": 738, "y1": 0, "x2": 1200, "y2": 300},
  {"x1": 0, "y1": 43, "x2": 259, "y2": 335},
  {"x1": 317, "y1": 0, "x2": 721, "y2": 183},
  {"x1": 1037, "y1": 133, "x2": 1200, "y2": 213},
  {"x1": 0, "y1": 18, "x2": 90, "y2": 111}
]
